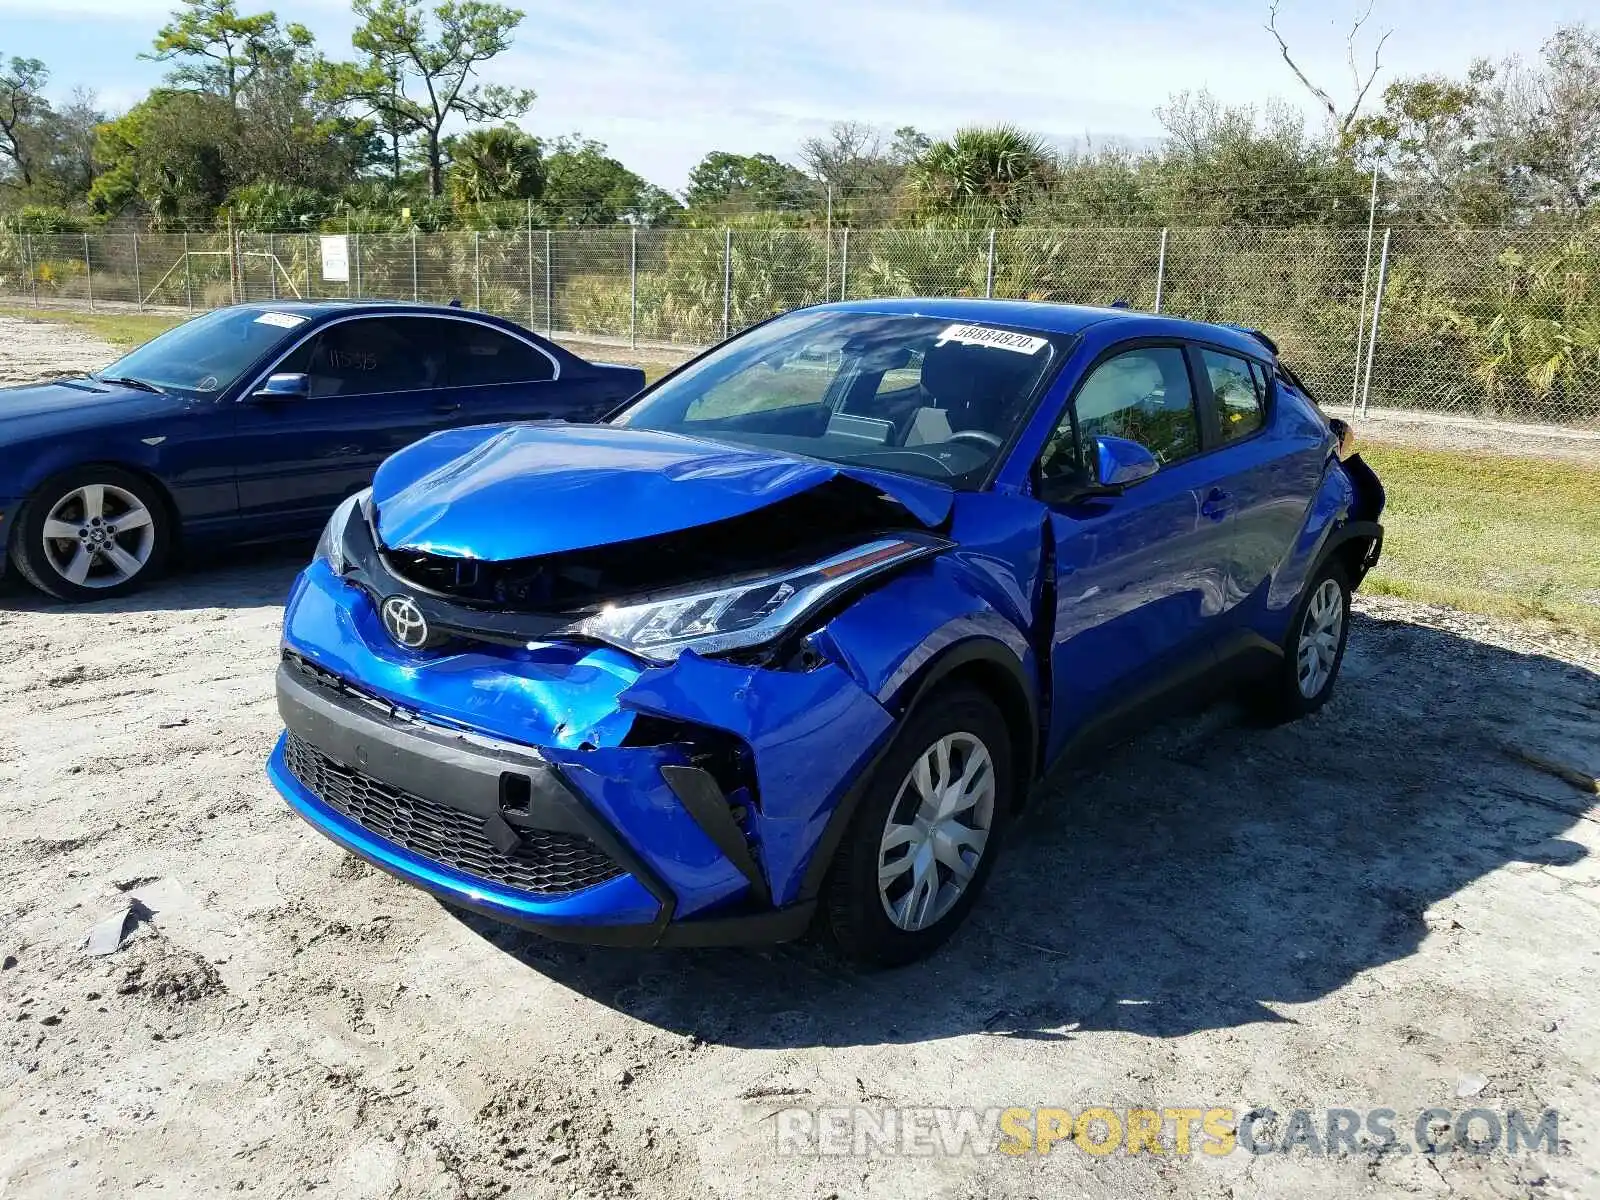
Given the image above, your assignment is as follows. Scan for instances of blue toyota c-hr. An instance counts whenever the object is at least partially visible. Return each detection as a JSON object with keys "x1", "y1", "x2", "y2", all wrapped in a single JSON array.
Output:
[{"x1": 266, "y1": 299, "x2": 1385, "y2": 965}]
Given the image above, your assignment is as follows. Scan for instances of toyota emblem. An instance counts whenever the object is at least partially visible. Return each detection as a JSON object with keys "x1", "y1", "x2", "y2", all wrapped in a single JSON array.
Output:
[{"x1": 381, "y1": 595, "x2": 430, "y2": 649}]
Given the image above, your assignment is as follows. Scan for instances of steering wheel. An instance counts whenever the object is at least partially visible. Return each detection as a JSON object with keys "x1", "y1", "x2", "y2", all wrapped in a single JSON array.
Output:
[{"x1": 948, "y1": 429, "x2": 1003, "y2": 450}]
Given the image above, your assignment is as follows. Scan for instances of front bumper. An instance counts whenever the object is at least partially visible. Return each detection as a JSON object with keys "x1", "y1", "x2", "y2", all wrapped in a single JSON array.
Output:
[{"x1": 267, "y1": 561, "x2": 899, "y2": 947}]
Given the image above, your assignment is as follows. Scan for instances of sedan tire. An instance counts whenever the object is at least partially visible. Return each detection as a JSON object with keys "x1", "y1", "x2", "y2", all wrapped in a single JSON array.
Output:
[
  {"x1": 821, "y1": 685, "x2": 1013, "y2": 967},
  {"x1": 10, "y1": 466, "x2": 171, "y2": 602}
]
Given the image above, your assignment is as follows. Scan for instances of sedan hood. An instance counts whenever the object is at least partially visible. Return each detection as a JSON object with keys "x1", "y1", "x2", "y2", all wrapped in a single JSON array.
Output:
[
  {"x1": 0, "y1": 378, "x2": 182, "y2": 436},
  {"x1": 371, "y1": 422, "x2": 954, "y2": 560}
]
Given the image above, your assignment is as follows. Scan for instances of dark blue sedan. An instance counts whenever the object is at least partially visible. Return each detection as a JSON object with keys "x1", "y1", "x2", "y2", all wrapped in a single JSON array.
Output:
[{"x1": 0, "y1": 301, "x2": 645, "y2": 600}]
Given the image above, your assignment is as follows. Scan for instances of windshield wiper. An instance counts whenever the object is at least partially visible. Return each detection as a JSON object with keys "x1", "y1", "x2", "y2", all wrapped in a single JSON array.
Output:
[{"x1": 93, "y1": 374, "x2": 165, "y2": 394}]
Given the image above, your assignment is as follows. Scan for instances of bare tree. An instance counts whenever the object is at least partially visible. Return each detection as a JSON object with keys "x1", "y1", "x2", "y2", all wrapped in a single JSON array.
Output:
[{"x1": 1265, "y1": 0, "x2": 1392, "y2": 139}]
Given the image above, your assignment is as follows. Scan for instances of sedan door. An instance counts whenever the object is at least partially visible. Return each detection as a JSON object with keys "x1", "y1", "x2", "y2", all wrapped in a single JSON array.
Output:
[
  {"x1": 232, "y1": 316, "x2": 451, "y2": 539},
  {"x1": 1039, "y1": 344, "x2": 1229, "y2": 760}
]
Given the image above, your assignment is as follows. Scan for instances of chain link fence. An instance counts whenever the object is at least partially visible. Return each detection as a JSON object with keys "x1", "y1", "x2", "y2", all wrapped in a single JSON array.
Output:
[{"x1": 1, "y1": 224, "x2": 1596, "y2": 429}]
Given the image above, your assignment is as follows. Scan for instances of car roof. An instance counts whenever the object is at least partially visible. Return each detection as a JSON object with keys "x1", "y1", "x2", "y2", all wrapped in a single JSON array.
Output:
[
  {"x1": 229, "y1": 299, "x2": 482, "y2": 319},
  {"x1": 811, "y1": 297, "x2": 1276, "y2": 360}
]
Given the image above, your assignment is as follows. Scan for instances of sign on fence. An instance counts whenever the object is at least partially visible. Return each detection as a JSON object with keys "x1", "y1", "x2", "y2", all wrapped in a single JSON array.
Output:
[{"x1": 319, "y1": 235, "x2": 350, "y2": 283}]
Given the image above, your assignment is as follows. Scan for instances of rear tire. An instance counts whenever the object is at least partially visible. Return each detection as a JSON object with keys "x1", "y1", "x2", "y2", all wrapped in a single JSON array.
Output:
[
  {"x1": 821, "y1": 685, "x2": 1014, "y2": 967},
  {"x1": 9, "y1": 466, "x2": 171, "y2": 602},
  {"x1": 1251, "y1": 558, "x2": 1351, "y2": 724}
]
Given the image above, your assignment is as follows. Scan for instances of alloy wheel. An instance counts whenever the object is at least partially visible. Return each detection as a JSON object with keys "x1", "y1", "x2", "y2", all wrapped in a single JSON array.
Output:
[
  {"x1": 877, "y1": 732, "x2": 996, "y2": 932},
  {"x1": 40, "y1": 482, "x2": 157, "y2": 590},
  {"x1": 1296, "y1": 578, "x2": 1345, "y2": 699}
]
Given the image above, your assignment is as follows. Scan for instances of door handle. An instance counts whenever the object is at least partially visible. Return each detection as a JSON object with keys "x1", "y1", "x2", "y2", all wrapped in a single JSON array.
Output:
[
  {"x1": 1201, "y1": 488, "x2": 1233, "y2": 520},
  {"x1": 433, "y1": 400, "x2": 463, "y2": 415}
]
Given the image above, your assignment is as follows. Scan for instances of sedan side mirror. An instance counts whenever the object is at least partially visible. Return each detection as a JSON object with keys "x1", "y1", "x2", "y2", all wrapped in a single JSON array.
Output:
[
  {"x1": 1089, "y1": 435, "x2": 1160, "y2": 489},
  {"x1": 249, "y1": 372, "x2": 310, "y2": 403}
]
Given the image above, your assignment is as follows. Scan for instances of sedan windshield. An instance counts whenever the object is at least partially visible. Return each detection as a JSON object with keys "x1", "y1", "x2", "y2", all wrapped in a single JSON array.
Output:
[
  {"x1": 98, "y1": 306, "x2": 309, "y2": 396},
  {"x1": 614, "y1": 311, "x2": 1065, "y2": 485}
]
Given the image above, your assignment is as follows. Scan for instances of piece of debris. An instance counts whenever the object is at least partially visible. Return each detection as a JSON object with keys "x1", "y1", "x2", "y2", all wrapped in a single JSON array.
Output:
[
  {"x1": 84, "y1": 898, "x2": 155, "y2": 956},
  {"x1": 2, "y1": 955, "x2": 16, "y2": 970},
  {"x1": 158, "y1": 718, "x2": 190, "y2": 730},
  {"x1": 1502, "y1": 743, "x2": 1600, "y2": 795},
  {"x1": 1455, "y1": 1074, "x2": 1489, "y2": 1098}
]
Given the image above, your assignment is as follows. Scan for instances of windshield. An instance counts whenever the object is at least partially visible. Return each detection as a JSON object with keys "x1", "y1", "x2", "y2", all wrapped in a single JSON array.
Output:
[
  {"x1": 614, "y1": 311, "x2": 1065, "y2": 485},
  {"x1": 99, "y1": 306, "x2": 309, "y2": 396}
]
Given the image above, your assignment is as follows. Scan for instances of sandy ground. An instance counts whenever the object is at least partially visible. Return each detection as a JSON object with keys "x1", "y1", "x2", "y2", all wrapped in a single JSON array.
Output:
[{"x1": 2, "y1": 313, "x2": 1600, "y2": 1198}]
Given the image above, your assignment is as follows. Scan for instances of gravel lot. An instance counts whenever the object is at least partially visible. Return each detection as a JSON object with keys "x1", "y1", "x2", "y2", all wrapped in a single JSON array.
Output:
[{"x1": 2, "y1": 315, "x2": 1599, "y2": 1198}]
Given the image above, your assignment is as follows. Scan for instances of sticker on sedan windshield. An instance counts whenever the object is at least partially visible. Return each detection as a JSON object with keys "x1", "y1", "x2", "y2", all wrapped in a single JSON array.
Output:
[
  {"x1": 255, "y1": 311, "x2": 307, "y2": 329},
  {"x1": 935, "y1": 323, "x2": 1047, "y2": 355}
]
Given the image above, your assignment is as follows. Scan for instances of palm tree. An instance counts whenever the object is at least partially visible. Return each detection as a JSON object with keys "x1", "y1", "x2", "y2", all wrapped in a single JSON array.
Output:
[
  {"x1": 445, "y1": 126, "x2": 546, "y2": 209},
  {"x1": 907, "y1": 126, "x2": 1057, "y2": 224}
]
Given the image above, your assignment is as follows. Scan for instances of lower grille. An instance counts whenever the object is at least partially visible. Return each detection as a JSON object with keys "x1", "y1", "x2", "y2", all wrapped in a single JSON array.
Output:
[{"x1": 283, "y1": 732, "x2": 625, "y2": 896}]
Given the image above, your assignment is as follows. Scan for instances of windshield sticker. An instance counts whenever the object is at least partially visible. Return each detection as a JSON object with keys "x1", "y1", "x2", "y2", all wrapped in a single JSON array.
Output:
[
  {"x1": 935, "y1": 323, "x2": 1047, "y2": 355},
  {"x1": 255, "y1": 311, "x2": 307, "y2": 329}
]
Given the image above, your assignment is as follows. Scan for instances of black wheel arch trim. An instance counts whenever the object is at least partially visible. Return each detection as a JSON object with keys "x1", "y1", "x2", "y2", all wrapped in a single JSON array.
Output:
[
  {"x1": 795, "y1": 634, "x2": 1039, "y2": 905},
  {"x1": 1318, "y1": 518, "x2": 1384, "y2": 586}
]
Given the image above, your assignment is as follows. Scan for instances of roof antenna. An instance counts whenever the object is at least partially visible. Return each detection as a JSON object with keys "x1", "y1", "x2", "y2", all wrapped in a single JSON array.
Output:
[
  {"x1": 449, "y1": 298, "x2": 463, "y2": 308},
  {"x1": 1110, "y1": 298, "x2": 1131, "y2": 309}
]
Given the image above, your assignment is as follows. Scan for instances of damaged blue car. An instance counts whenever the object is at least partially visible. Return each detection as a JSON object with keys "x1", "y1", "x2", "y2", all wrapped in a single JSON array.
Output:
[{"x1": 266, "y1": 299, "x2": 1385, "y2": 965}]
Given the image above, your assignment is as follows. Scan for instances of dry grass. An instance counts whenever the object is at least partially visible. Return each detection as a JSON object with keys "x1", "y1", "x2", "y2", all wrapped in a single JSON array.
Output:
[{"x1": 0, "y1": 305, "x2": 188, "y2": 349}]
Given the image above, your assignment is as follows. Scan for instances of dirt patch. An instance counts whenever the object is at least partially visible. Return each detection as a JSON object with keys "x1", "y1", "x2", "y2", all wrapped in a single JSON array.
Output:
[
  {"x1": 0, "y1": 552, "x2": 1597, "y2": 1198},
  {"x1": 0, "y1": 314, "x2": 119, "y2": 384}
]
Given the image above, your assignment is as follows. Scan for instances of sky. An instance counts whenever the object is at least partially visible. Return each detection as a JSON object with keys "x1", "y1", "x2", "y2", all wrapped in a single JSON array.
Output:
[{"x1": 0, "y1": 0, "x2": 1590, "y2": 191}]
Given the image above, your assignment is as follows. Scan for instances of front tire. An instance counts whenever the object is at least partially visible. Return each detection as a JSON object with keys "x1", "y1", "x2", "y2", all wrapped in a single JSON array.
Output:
[
  {"x1": 9, "y1": 466, "x2": 170, "y2": 602},
  {"x1": 821, "y1": 685, "x2": 1014, "y2": 967}
]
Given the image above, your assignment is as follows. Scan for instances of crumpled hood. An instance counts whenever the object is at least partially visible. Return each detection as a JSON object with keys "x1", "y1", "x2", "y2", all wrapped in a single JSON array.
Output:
[{"x1": 371, "y1": 422, "x2": 953, "y2": 560}]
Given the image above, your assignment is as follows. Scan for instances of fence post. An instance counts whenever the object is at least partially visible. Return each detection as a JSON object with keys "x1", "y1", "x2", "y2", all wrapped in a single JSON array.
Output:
[
  {"x1": 227, "y1": 214, "x2": 237, "y2": 304},
  {"x1": 132, "y1": 234, "x2": 144, "y2": 311},
  {"x1": 629, "y1": 226, "x2": 638, "y2": 349},
  {"x1": 1153, "y1": 227, "x2": 1168, "y2": 313},
  {"x1": 544, "y1": 230, "x2": 553, "y2": 338},
  {"x1": 353, "y1": 231, "x2": 362, "y2": 298},
  {"x1": 1359, "y1": 228, "x2": 1392, "y2": 419},
  {"x1": 722, "y1": 228, "x2": 732, "y2": 340},
  {"x1": 985, "y1": 228, "x2": 996, "y2": 299},
  {"x1": 183, "y1": 231, "x2": 193, "y2": 309},
  {"x1": 267, "y1": 232, "x2": 276, "y2": 301},
  {"x1": 1350, "y1": 166, "x2": 1381, "y2": 414},
  {"x1": 473, "y1": 230, "x2": 482, "y2": 309},
  {"x1": 303, "y1": 232, "x2": 313, "y2": 300},
  {"x1": 525, "y1": 204, "x2": 535, "y2": 327},
  {"x1": 83, "y1": 233, "x2": 94, "y2": 310},
  {"x1": 411, "y1": 230, "x2": 419, "y2": 301},
  {"x1": 23, "y1": 232, "x2": 35, "y2": 307},
  {"x1": 839, "y1": 228, "x2": 849, "y2": 301}
]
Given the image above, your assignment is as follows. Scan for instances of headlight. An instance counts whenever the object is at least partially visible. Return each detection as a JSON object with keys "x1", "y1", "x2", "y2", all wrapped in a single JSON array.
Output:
[
  {"x1": 557, "y1": 536, "x2": 945, "y2": 663},
  {"x1": 313, "y1": 489, "x2": 369, "y2": 574}
]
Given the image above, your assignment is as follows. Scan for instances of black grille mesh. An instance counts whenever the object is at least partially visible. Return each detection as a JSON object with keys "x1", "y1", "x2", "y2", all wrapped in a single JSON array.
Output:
[{"x1": 284, "y1": 733, "x2": 624, "y2": 896}]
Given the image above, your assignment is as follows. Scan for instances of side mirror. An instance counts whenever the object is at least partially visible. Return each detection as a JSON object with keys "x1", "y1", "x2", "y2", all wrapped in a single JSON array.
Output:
[
  {"x1": 248, "y1": 372, "x2": 309, "y2": 403},
  {"x1": 1089, "y1": 435, "x2": 1160, "y2": 489}
]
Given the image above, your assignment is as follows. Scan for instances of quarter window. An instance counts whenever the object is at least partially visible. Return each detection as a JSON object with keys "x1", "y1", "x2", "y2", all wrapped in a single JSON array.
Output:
[
  {"x1": 1201, "y1": 348, "x2": 1266, "y2": 443},
  {"x1": 445, "y1": 323, "x2": 555, "y2": 387}
]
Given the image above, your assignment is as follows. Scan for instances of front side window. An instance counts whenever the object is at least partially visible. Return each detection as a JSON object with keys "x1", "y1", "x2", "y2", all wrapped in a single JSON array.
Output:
[
  {"x1": 279, "y1": 318, "x2": 446, "y2": 398},
  {"x1": 445, "y1": 322, "x2": 555, "y2": 387},
  {"x1": 1201, "y1": 348, "x2": 1266, "y2": 443},
  {"x1": 98, "y1": 307, "x2": 306, "y2": 396},
  {"x1": 616, "y1": 311, "x2": 1065, "y2": 485},
  {"x1": 1045, "y1": 346, "x2": 1200, "y2": 480}
]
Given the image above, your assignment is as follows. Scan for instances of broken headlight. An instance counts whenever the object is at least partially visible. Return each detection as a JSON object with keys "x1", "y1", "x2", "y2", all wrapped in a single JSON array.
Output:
[
  {"x1": 559, "y1": 536, "x2": 945, "y2": 663},
  {"x1": 313, "y1": 489, "x2": 370, "y2": 575}
]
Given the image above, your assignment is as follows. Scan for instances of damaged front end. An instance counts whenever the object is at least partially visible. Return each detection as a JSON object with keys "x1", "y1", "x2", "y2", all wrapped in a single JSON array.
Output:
[{"x1": 267, "y1": 427, "x2": 977, "y2": 945}]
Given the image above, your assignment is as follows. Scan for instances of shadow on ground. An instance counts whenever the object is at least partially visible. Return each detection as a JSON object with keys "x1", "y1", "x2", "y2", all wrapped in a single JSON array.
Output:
[
  {"x1": 454, "y1": 612, "x2": 1599, "y2": 1048},
  {"x1": 0, "y1": 543, "x2": 308, "y2": 613}
]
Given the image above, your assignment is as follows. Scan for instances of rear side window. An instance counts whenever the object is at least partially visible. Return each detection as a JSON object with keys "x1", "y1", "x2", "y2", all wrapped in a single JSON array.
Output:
[
  {"x1": 1070, "y1": 346, "x2": 1201, "y2": 466},
  {"x1": 445, "y1": 323, "x2": 555, "y2": 387},
  {"x1": 1201, "y1": 348, "x2": 1266, "y2": 443}
]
